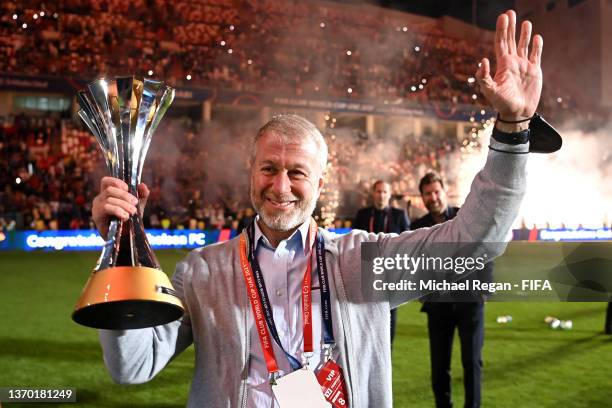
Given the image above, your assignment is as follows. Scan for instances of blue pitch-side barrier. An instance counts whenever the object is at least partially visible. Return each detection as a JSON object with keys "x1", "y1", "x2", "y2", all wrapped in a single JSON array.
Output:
[
  {"x1": 0, "y1": 227, "x2": 610, "y2": 252},
  {"x1": 0, "y1": 229, "x2": 230, "y2": 252},
  {"x1": 0, "y1": 228, "x2": 352, "y2": 252}
]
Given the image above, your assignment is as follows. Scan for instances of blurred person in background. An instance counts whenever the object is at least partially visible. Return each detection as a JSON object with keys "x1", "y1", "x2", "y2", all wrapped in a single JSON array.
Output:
[{"x1": 353, "y1": 180, "x2": 410, "y2": 347}]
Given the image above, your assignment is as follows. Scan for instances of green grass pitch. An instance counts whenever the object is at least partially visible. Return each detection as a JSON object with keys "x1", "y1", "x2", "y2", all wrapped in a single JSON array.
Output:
[{"x1": 0, "y1": 248, "x2": 610, "y2": 407}]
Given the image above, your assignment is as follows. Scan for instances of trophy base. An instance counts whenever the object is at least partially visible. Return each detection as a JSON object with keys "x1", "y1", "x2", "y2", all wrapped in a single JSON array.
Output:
[{"x1": 73, "y1": 266, "x2": 185, "y2": 330}]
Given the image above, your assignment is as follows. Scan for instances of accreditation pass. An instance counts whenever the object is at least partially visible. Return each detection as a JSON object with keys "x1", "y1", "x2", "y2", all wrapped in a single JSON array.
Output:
[{"x1": 273, "y1": 369, "x2": 331, "y2": 408}]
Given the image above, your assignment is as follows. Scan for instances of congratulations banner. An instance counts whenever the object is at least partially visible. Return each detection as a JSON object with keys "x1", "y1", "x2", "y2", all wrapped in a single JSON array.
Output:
[
  {"x1": 0, "y1": 228, "x2": 353, "y2": 251},
  {"x1": 0, "y1": 228, "x2": 609, "y2": 252},
  {"x1": 0, "y1": 229, "x2": 233, "y2": 251}
]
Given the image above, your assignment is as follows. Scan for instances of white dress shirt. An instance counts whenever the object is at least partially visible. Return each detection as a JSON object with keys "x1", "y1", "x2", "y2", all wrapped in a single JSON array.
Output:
[{"x1": 247, "y1": 218, "x2": 326, "y2": 408}]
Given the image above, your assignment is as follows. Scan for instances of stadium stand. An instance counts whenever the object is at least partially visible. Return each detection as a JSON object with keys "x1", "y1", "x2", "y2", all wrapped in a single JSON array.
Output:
[{"x1": 0, "y1": 0, "x2": 607, "y2": 231}]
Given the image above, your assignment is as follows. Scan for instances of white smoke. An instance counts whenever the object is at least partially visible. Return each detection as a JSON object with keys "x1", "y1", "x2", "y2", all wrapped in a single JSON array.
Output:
[{"x1": 457, "y1": 121, "x2": 612, "y2": 229}]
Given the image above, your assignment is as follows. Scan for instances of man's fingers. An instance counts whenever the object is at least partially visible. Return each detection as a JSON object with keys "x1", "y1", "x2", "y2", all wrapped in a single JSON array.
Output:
[
  {"x1": 95, "y1": 178, "x2": 143, "y2": 225},
  {"x1": 476, "y1": 58, "x2": 497, "y2": 101},
  {"x1": 102, "y1": 202, "x2": 131, "y2": 221},
  {"x1": 495, "y1": 13, "x2": 509, "y2": 59},
  {"x1": 517, "y1": 20, "x2": 532, "y2": 58},
  {"x1": 137, "y1": 183, "x2": 150, "y2": 214},
  {"x1": 104, "y1": 186, "x2": 139, "y2": 206},
  {"x1": 506, "y1": 10, "x2": 517, "y2": 55},
  {"x1": 476, "y1": 58, "x2": 492, "y2": 84},
  {"x1": 529, "y1": 34, "x2": 543, "y2": 66},
  {"x1": 137, "y1": 183, "x2": 150, "y2": 200},
  {"x1": 105, "y1": 197, "x2": 138, "y2": 216},
  {"x1": 475, "y1": 59, "x2": 484, "y2": 80},
  {"x1": 100, "y1": 176, "x2": 128, "y2": 192}
]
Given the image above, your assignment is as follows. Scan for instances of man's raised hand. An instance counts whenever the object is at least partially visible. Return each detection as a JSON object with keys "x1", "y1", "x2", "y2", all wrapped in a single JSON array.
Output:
[{"x1": 476, "y1": 10, "x2": 543, "y2": 122}]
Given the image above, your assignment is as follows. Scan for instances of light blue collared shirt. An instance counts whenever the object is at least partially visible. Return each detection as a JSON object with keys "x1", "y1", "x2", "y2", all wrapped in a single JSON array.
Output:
[{"x1": 247, "y1": 217, "x2": 325, "y2": 408}]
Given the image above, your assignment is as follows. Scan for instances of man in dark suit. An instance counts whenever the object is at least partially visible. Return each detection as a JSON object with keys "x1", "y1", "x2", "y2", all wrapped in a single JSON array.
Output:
[
  {"x1": 354, "y1": 180, "x2": 410, "y2": 346},
  {"x1": 412, "y1": 172, "x2": 490, "y2": 408}
]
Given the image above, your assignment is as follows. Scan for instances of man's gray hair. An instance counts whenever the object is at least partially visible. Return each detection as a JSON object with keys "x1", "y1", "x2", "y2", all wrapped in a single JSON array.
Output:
[{"x1": 251, "y1": 114, "x2": 328, "y2": 173}]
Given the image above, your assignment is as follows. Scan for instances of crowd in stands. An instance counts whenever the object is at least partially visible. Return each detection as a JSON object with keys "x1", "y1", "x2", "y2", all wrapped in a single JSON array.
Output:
[
  {"x1": 1, "y1": 0, "x2": 501, "y2": 107},
  {"x1": 0, "y1": 109, "x2": 264, "y2": 232},
  {"x1": 0, "y1": 110, "x2": 464, "y2": 232},
  {"x1": 1, "y1": 0, "x2": 601, "y2": 122},
  {"x1": 0, "y1": 113, "x2": 95, "y2": 231}
]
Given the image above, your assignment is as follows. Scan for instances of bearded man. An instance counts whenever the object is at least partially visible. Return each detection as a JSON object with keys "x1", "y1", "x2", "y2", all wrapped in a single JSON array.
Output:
[{"x1": 93, "y1": 10, "x2": 544, "y2": 407}]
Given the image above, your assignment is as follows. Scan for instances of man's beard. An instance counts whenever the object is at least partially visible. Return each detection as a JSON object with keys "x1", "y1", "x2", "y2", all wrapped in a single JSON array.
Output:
[
  {"x1": 426, "y1": 200, "x2": 443, "y2": 214},
  {"x1": 250, "y1": 185, "x2": 318, "y2": 232}
]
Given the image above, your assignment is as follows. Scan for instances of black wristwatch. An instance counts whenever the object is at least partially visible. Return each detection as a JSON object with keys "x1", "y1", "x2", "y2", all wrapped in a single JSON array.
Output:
[{"x1": 491, "y1": 126, "x2": 530, "y2": 145}]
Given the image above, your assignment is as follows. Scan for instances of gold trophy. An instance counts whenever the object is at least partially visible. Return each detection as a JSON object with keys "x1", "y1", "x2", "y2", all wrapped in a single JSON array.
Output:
[{"x1": 72, "y1": 77, "x2": 184, "y2": 329}]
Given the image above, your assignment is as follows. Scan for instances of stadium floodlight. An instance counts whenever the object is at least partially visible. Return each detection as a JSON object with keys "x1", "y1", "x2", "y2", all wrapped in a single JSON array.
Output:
[{"x1": 72, "y1": 77, "x2": 184, "y2": 330}]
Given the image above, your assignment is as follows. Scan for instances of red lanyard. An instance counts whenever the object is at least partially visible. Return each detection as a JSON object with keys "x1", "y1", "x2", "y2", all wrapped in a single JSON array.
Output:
[{"x1": 239, "y1": 219, "x2": 318, "y2": 375}]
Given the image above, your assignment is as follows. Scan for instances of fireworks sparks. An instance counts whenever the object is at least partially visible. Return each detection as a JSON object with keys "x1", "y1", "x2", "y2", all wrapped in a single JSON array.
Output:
[{"x1": 319, "y1": 113, "x2": 341, "y2": 228}]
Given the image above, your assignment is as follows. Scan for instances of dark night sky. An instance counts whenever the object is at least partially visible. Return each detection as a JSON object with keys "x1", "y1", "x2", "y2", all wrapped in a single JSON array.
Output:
[{"x1": 330, "y1": 0, "x2": 516, "y2": 30}]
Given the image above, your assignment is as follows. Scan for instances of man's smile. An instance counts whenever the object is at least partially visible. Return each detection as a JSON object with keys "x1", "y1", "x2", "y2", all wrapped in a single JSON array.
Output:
[{"x1": 265, "y1": 197, "x2": 297, "y2": 210}]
